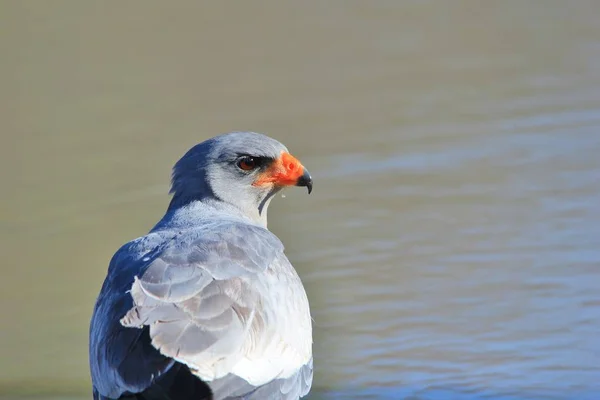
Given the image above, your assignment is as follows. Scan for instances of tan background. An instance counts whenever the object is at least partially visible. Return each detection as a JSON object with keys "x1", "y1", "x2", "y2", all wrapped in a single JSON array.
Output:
[{"x1": 2, "y1": 1, "x2": 600, "y2": 398}]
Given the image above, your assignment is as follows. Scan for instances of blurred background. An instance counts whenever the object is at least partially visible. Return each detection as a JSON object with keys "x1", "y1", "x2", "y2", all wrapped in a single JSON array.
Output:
[{"x1": 2, "y1": 1, "x2": 600, "y2": 399}]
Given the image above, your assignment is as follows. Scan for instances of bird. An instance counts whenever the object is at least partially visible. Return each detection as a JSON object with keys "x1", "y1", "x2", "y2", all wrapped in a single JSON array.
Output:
[{"x1": 89, "y1": 132, "x2": 314, "y2": 400}]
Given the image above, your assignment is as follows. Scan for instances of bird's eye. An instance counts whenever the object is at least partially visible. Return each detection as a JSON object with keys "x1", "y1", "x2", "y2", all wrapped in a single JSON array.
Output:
[{"x1": 237, "y1": 156, "x2": 257, "y2": 171}]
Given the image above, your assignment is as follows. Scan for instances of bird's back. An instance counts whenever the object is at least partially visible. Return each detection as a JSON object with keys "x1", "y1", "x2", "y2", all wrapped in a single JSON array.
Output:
[
  {"x1": 90, "y1": 212, "x2": 312, "y2": 400},
  {"x1": 90, "y1": 231, "x2": 176, "y2": 399}
]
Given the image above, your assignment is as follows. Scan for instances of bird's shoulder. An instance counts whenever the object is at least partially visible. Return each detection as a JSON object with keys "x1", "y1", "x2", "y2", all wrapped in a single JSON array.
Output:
[
  {"x1": 117, "y1": 217, "x2": 307, "y2": 385},
  {"x1": 110, "y1": 215, "x2": 285, "y2": 273},
  {"x1": 90, "y1": 218, "x2": 289, "y2": 398},
  {"x1": 122, "y1": 218, "x2": 287, "y2": 307}
]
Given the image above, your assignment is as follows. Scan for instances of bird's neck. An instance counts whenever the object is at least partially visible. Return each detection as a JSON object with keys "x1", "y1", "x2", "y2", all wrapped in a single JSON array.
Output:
[{"x1": 157, "y1": 198, "x2": 268, "y2": 231}]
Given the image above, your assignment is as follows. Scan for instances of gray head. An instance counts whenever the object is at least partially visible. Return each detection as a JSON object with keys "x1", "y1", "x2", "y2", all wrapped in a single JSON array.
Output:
[{"x1": 169, "y1": 131, "x2": 312, "y2": 224}]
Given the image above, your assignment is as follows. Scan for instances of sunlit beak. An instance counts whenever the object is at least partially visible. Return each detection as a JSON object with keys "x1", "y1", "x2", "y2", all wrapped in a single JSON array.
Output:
[
  {"x1": 296, "y1": 168, "x2": 313, "y2": 194},
  {"x1": 253, "y1": 151, "x2": 313, "y2": 194}
]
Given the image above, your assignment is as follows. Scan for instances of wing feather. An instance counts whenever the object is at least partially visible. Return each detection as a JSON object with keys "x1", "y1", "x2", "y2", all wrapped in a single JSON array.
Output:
[
  {"x1": 209, "y1": 358, "x2": 313, "y2": 400},
  {"x1": 120, "y1": 222, "x2": 294, "y2": 383},
  {"x1": 92, "y1": 220, "x2": 311, "y2": 399}
]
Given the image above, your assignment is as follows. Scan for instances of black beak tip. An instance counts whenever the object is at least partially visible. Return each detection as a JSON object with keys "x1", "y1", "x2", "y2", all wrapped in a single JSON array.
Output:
[{"x1": 297, "y1": 169, "x2": 313, "y2": 194}]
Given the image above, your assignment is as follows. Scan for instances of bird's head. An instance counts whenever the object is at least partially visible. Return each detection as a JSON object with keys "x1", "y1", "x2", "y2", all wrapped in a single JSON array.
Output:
[{"x1": 169, "y1": 131, "x2": 312, "y2": 224}]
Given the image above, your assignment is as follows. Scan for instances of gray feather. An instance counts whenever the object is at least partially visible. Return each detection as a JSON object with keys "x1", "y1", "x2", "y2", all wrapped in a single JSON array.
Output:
[
  {"x1": 209, "y1": 358, "x2": 313, "y2": 400},
  {"x1": 121, "y1": 221, "x2": 285, "y2": 372}
]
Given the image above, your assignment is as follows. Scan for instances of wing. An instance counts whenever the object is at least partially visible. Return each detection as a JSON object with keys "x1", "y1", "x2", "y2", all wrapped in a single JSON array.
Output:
[
  {"x1": 209, "y1": 358, "x2": 313, "y2": 400},
  {"x1": 119, "y1": 221, "x2": 312, "y2": 395},
  {"x1": 89, "y1": 234, "x2": 176, "y2": 399}
]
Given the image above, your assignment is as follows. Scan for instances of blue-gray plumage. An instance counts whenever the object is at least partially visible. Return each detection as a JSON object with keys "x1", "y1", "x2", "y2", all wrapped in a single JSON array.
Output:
[{"x1": 89, "y1": 132, "x2": 313, "y2": 400}]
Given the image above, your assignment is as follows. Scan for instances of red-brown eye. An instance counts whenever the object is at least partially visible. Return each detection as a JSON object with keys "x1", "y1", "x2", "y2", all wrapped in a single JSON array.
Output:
[{"x1": 238, "y1": 157, "x2": 256, "y2": 171}]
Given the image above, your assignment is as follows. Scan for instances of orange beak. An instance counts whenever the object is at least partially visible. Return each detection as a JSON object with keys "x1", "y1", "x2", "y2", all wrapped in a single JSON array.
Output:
[{"x1": 253, "y1": 152, "x2": 313, "y2": 193}]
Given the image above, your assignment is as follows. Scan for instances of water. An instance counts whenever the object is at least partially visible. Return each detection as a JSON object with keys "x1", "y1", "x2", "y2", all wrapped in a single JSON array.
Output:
[{"x1": 2, "y1": 1, "x2": 600, "y2": 399}]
